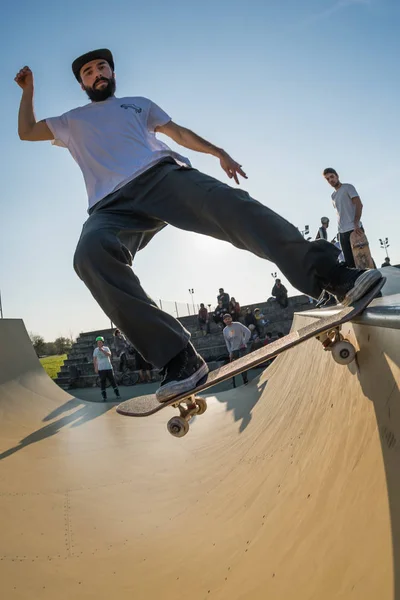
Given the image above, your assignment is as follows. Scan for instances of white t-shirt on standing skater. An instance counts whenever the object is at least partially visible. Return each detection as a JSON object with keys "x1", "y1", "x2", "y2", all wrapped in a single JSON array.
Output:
[{"x1": 331, "y1": 183, "x2": 363, "y2": 234}]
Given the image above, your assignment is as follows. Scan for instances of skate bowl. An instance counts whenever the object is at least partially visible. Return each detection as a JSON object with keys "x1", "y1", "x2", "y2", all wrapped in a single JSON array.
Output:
[{"x1": 1, "y1": 270, "x2": 400, "y2": 600}]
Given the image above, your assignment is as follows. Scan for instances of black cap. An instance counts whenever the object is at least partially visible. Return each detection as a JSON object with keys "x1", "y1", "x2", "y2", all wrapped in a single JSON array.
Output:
[{"x1": 72, "y1": 48, "x2": 114, "y2": 81}]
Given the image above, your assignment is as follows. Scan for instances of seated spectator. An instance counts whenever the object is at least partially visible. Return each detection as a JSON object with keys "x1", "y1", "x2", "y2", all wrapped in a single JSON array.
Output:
[
  {"x1": 229, "y1": 297, "x2": 241, "y2": 321},
  {"x1": 213, "y1": 300, "x2": 226, "y2": 328},
  {"x1": 264, "y1": 331, "x2": 272, "y2": 344},
  {"x1": 217, "y1": 287, "x2": 230, "y2": 311},
  {"x1": 250, "y1": 335, "x2": 264, "y2": 352},
  {"x1": 271, "y1": 279, "x2": 289, "y2": 308},
  {"x1": 198, "y1": 303, "x2": 211, "y2": 334},
  {"x1": 381, "y1": 257, "x2": 391, "y2": 268},
  {"x1": 253, "y1": 308, "x2": 268, "y2": 336},
  {"x1": 244, "y1": 308, "x2": 261, "y2": 337}
]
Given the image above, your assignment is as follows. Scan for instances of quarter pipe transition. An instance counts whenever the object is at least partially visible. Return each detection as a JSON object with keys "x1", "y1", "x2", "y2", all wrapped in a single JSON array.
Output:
[{"x1": 1, "y1": 273, "x2": 400, "y2": 599}]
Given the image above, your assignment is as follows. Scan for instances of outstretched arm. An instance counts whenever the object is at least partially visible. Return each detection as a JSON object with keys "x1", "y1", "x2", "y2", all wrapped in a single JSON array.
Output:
[
  {"x1": 15, "y1": 66, "x2": 53, "y2": 141},
  {"x1": 156, "y1": 120, "x2": 247, "y2": 185}
]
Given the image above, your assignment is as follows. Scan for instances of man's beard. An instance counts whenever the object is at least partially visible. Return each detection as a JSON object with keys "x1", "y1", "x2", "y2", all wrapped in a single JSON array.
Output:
[{"x1": 84, "y1": 76, "x2": 116, "y2": 102}]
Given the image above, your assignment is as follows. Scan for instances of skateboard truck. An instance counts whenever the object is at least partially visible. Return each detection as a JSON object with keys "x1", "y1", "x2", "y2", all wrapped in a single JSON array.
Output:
[
  {"x1": 317, "y1": 327, "x2": 356, "y2": 365},
  {"x1": 167, "y1": 396, "x2": 208, "y2": 438}
]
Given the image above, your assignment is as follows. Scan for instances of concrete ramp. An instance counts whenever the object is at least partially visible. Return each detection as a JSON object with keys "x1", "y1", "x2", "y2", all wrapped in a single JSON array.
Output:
[{"x1": 1, "y1": 291, "x2": 400, "y2": 599}]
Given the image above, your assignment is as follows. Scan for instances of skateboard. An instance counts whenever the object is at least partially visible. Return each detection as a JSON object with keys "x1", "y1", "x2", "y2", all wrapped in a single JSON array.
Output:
[
  {"x1": 116, "y1": 278, "x2": 385, "y2": 438},
  {"x1": 350, "y1": 231, "x2": 374, "y2": 269}
]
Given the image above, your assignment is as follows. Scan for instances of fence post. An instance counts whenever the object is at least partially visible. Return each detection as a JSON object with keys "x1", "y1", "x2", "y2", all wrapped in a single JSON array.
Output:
[
  {"x1": 159, "y1": 299, "x2": 163, "y2": 310},
  {"x1": 175, "y1": 302, "x2": 178, "y2": 317}
]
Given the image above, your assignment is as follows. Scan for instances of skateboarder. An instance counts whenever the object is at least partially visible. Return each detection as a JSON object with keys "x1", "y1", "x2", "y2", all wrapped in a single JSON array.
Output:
[
  {"x1": 314, "y1": 219, "x2": 343, "y2": 308},
  {"x1": 222, "y1": 314, "x2": 251, "y2": 386},
  {"x1": 93, "y1": 336, "x2": 121, "y2": 401},
  {"x1": 15, "y1": 49, "x2": 382, "y2": 403},
  {"x1": 322, "y1": 168, "x2": 375, "y2": 268}
]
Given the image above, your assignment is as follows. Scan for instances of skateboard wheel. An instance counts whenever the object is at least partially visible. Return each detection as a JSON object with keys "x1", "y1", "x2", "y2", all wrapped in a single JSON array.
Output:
[
  {"x1": 331, "y1": 341, "x2": 356, "y2": 365},
  {"x1": 167, "y1": 416, "x2": 190, "y2": 438},
  {"x1": 195, "y1": 398, "x2": 207, "y2": 415}
]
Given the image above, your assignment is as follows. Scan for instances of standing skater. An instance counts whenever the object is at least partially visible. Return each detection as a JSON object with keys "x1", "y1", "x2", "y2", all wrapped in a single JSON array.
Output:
[
  {"x1": 15, "y1": 49, "x2": 382, "y2": 402},
  {"x1": 93, "y1": 336, "x2": 121, "y2": 401},
  {"x1": 323, "y1": 168, "x2": 375, "y2": 268}
]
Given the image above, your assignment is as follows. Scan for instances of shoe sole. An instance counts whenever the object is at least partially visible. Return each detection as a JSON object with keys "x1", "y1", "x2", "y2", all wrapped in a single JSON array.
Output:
[
  {"x1": 341, "y1": 269, "x2": 383, "y2": 306},
  {"x1": 156, "y1": 362, "x2": 209, "y2": 402}
]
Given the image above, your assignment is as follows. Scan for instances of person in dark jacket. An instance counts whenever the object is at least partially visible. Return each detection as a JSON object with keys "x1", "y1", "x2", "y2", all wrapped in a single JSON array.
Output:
[
  {"x1": 217, "y1": 288, "x2": 230, "y2": 311},
  {"x1": 272, "y1": 279, "x2": 288, "y2": 308},
  {"x1": 244, "y1": 308, "x2": 261, "y2": 336}
]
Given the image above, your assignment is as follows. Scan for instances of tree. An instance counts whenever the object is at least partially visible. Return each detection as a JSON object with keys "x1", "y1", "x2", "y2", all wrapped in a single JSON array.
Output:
[
  {"x1": 54, "y1": 337, "x2": 73, "y2": 355},
  {"x1": 30, "y1": 333, "x2": 46, "y2": 357},
  {"x1": 44, "y1": 342, "x2": 57, "y2": 356}
]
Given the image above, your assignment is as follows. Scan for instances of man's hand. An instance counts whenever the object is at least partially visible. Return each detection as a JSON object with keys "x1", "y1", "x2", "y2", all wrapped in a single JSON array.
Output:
[
  {"x1": 353, "y1": 225, "x2": 363, "y2": 237},
  {"x1": 15, "y1": 66, "x2": 34, "y2": 90},
  {"x1": 156, "y1": 121, "x2": 248, "y2": 184},
  {"x1": 219, "y1": 151, "x2": 247, "y2": 185}
]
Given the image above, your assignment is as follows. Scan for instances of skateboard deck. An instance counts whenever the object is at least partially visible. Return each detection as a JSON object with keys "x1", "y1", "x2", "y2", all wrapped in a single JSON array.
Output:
[
  {"x1": 350, "y1": 231, "x2": 374, "y2": 269},
  {"x1": 117, "y1": 278, "x2": 385, "y2": 437}
]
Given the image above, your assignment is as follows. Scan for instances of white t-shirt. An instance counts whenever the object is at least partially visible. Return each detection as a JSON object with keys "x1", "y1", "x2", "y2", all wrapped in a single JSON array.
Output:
[
  {"x1": 46, "y1": 96, "x2": 191, "y2": 209},
  {"x1": 93, "y1": 346, "x2": 112, "y2": 370},
  {"x1": 331, "y1": 183, "x2": 362, "y2": 234}
]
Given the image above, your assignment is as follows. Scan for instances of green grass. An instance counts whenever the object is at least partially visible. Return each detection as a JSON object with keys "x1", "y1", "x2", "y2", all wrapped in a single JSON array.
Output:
[{"x1": 40, "y1": 354, "x2": 67, "y2": 379}]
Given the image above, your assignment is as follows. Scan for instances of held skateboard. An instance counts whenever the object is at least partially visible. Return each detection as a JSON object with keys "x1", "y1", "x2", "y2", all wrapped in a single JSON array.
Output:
[
  {"x1": 350, "y1": 231, "x2": 375, "y2": 269},
  {"x1": 116, "y1": 278, "x2": 385, "y2": 437}
]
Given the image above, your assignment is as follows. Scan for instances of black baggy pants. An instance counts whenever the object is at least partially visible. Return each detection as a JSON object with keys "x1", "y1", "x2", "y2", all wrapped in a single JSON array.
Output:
[{"x1": 74, "y1": 160, "x2": 339, "y2": 369}]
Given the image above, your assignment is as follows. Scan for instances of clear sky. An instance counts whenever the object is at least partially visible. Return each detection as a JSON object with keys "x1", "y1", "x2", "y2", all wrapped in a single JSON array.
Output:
[{"x1": 1, "y1": 0, "x2": 399, "y2": 341}]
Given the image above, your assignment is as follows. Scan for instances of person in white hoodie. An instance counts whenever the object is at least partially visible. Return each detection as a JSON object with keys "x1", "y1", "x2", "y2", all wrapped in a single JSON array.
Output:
[{"x1": 222, "y1": 313, "x2": 251, "y2": 387}]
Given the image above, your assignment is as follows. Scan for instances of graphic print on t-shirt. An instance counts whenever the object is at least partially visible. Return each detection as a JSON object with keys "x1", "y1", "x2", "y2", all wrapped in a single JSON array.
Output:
[{"x1": 120, "y1": 103, "x2": 142, "y2": 113}]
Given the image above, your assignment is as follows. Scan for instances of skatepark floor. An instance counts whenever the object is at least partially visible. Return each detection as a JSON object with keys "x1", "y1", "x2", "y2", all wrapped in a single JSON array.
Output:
[{"x1": 1, "y1": 267, "x2": 400, "y2": 600}]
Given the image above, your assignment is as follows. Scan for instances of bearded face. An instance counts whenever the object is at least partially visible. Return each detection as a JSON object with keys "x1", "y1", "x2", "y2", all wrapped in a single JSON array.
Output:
[
  {"x1": 79, "y1": 59, "x2": 116, "y2": 102},
  {"x1": 83, "y1": 75, "x2": 116, "y2": 102}
]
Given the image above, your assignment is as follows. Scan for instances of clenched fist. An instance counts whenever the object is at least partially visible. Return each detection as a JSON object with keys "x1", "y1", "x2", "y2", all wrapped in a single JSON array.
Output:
[{"x1": 15, "y1": 66, "x2": 34, "y2": 90}]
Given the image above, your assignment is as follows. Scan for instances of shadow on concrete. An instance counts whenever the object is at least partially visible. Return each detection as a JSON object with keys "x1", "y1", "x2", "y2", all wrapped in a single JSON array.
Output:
[
  {"x1": 0, "y1": 398, "x2": 115, "y2": 461},
  {"x1": 214, "y1": 372, "x2": 267, "y2": 433}
]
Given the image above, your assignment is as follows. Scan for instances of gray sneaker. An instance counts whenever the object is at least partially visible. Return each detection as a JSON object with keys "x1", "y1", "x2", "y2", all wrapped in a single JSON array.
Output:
[
  {"x1": 323, "y1": 266, "x2": 382, "y2": 306},
  {"x1": 156, "y1": 342, "x2": 209, "y2": 402}
]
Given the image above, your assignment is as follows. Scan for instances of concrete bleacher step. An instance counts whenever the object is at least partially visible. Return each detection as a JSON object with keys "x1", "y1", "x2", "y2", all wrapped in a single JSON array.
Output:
[{"x1": 55, "y1": 295, "x2": 313, "y2": 387}]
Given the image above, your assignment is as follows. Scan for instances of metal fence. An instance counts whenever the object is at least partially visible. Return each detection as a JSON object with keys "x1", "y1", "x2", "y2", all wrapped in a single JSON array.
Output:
[{"x1": 157, "y1": 300, "x2": 214, "y2": 318}]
